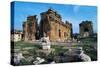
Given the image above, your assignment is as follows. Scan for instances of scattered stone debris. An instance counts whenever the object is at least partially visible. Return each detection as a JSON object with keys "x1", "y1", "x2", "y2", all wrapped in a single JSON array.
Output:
[
  {"x1": 78, "y1": 50, "x2": 91, "y2": 61},
  {"x1": 33, "y1": 57, "x2": 45, "y2": 65},
  {"x1": 14, "y1": 52, "x2": 24, "y2": 65}
]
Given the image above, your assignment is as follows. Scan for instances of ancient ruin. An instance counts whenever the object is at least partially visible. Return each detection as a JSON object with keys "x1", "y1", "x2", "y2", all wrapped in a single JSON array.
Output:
[
  {"x1": 23, "y1": 8, "x2": 72, "y2": 42},
  {"x1": 79, "y1": 21, "x2": 93, "y2": 38},
  {"x1": 23, "y1": 15, "x2": 38, "y2": 41},
  {"x1": 40, "y1": 9, "x2": 72, "y2": 42},
  {"x1": 22, "y1": 9, "x2": 94, "y2": 41}
]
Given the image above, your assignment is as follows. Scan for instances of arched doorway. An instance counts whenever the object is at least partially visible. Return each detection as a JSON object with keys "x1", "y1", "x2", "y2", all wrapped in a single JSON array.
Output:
[{"x1": 84, "y1": 28, "x2": 89, "y2": 37}]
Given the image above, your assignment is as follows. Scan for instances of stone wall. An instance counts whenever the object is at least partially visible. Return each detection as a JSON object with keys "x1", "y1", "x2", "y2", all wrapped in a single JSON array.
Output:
[
  {"x1": 49, "y1": 21, "x2": 71, "y2": 42},
  {"x1": 40, "y1": 8, "x2": 72, "y2": 42},
  {"x1": 23, "y1": 15, "x2": 38, "y2": 41}
]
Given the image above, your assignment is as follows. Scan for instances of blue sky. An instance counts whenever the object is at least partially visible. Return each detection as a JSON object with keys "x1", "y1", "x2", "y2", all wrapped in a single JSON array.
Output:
[{"x1": 12, "y1": 1, "x2": 97, "y2": 33}]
